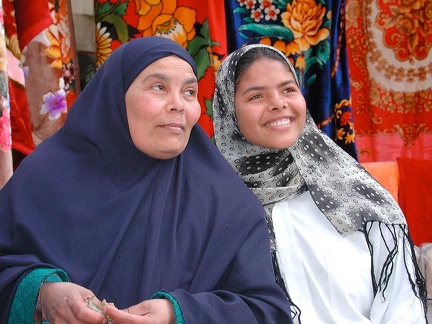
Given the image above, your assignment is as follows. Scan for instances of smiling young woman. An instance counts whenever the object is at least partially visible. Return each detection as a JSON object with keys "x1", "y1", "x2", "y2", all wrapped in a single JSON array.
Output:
[{"x1": 213, "y1": 44, "x2": 428, "y2": 324}]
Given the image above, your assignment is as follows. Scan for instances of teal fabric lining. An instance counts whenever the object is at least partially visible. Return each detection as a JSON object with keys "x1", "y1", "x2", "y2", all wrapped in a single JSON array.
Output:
[
  {"x1": 8, "y1": 268, "x2": 69, "y2": 324},
  {"x1": 152, "y1": 291, "x2": 185, "y2": 324}
]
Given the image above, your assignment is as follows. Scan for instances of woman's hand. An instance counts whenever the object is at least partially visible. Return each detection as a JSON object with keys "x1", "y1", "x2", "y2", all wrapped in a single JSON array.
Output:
[
  {"x1": 40, "y1": 282, "x2": 109, "y2": 323},
  {"x1": 104, "y1": 299, "x2": 175, "y2": 324}
]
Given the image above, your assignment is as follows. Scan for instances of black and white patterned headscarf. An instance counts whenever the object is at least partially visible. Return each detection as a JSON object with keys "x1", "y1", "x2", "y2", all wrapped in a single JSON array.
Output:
[
  {"x1": 213, "y1": 44, "x2": 406, "y2": 243},
  {"x1": 212, "y1": 44, "x2": 427, "y2": 320}
]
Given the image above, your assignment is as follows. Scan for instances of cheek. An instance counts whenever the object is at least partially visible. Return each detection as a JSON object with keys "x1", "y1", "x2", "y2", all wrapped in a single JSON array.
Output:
[
  {"x1": 187, "y1": 101, "x2": 202, "y2": 124},
  {"x1": 236, "y1": 106, "x2": 258, "y2": 132}
]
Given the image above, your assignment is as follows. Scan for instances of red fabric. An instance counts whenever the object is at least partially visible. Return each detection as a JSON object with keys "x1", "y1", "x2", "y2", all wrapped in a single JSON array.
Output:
[
  {"x1": 397, "y1": 158, "x2": 432, "y2": 246},
  {"x1": 346, "y1": 0, "x2": 432, "y2": 162},
  {"x1": 8, "y1": 80, "x2": 35, "y2": 156},
  {"x1": 14, "y1": 0, "x2": 53, "y2": 50}
]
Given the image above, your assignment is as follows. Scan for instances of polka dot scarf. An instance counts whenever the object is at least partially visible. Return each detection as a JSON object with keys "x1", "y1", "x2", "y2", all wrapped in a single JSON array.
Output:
[{"x1": 212, "y1": 44, "x2": 406, "y2": 245}]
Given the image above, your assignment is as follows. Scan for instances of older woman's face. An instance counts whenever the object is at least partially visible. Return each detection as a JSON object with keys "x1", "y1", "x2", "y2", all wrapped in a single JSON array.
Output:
[
  {"x1": 125, "y1": 55, "x2": 200, "y2": 159},
  {"x1": 234, "y1": 58, "x2": 306, "y2": 149}
]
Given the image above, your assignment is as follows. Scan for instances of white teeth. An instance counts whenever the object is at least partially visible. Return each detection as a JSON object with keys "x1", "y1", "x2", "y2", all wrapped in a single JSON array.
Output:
[{"x1": 266, "y1": 118, "x2": 292, "y2": 127}]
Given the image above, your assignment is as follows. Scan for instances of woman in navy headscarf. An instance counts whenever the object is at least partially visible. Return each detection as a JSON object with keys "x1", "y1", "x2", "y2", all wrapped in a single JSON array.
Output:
[{"x1": 0, "y1": 37, "x2": 292, "y2": 324}]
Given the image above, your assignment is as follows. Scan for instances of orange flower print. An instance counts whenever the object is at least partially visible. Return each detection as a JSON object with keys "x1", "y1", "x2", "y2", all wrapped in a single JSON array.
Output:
[
  {"x1": 285, "y1": 41, "x2": 302, "y2": 56},
  {"x1": 140, "y1": 2, "x2": 196, "y2": 48},
  {"x1": 273, "y1": 39, "x2": 287, "y2": 53},
  {"x1": 259, "y1": 37, "x2": 272, "y2": 45},
  {"x1": 295, "y1": 55, "x2": 306, "y2": 70},
  {"x1": 43, "y1": 28, "x2": 62, "y2": 69},
  {"x1": 376, "y1": 0, "x2": 431, "y2": 61},
  {"x1": 42, "y1": 0, "x2": 73, "y2": 69},
  {"x1": 396, "y1": 12, "x2": 419, "y2": 36},
  {"x1": 281, "y1": 0, "x2": 330, "y2": 52},
  {"x1": 399, "y1": 0, "x2": 422, "y2": 13},
  {"x1": 134, "y1": 0, "x2": 163, "y2": 16},
  {"x1": 96, "y1": 22, "x2": 113, "y2": 68}
]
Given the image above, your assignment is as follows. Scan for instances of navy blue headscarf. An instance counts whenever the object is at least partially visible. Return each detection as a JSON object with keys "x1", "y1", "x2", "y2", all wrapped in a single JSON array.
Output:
[{"x1": 0, "y1": 37, "x2": 292, "y2": 323}]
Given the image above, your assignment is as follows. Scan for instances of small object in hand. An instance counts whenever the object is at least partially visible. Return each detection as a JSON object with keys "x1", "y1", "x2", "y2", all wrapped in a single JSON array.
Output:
[{"x1": 86, "y1": 295, "x2": 115, "y2": 323}]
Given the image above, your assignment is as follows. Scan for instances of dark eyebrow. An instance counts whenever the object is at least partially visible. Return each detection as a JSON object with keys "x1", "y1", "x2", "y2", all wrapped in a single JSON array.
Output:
[
  {"x1": 240, "y1": 79, "x2": 296, "y2": 95},
  {"x1": 143, "y1": 73, "x2": 198, "y2": 85}
]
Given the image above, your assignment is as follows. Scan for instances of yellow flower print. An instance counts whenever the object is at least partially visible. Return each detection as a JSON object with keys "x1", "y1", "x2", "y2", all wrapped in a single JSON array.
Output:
[
  {"x1": 43, "y1": 0, "x2": 73, "y2": 68},
  {"x1": 43, "y1": 28, "x2": 62, "y2": 69},
  {"x1": 281, "y1": 0, "x2": 330, "y2": 52},
  {"x1": 142, "y1": 6, "x2": 196, "y2": 48},
  {"x1": 96, "y1": 22, "x2": 113, "y2": 68},
  {"x1": 211, "y1": 52, "x2": 221, "y2": 77}
]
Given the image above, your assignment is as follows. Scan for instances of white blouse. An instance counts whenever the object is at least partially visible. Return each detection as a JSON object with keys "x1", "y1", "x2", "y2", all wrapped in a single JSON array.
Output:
[{"x1": 273, "y1": 191, "x2": 426, "y2": 324}]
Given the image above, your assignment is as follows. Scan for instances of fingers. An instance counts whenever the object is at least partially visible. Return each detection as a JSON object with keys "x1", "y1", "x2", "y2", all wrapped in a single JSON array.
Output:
[{"x1": 104, "y1": 306, "x2": 136, "y2": 324}]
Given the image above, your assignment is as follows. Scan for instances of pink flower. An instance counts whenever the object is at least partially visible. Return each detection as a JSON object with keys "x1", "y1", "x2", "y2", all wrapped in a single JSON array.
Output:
[{"x1": 40, "y1": 89, "x2": 67, "y2": 120}]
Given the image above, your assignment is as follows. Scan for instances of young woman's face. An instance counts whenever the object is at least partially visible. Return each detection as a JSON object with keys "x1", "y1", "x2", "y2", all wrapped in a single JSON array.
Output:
[
  {"x1": 234, "y1": 58, "x2": 307, "y2": 149},
  {"x1": 125, "y1": 55, "x2": 200, "y2": 159}
]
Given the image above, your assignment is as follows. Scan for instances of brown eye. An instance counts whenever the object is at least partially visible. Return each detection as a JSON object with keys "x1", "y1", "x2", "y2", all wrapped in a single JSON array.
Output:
[
  {"x1": 250, "y1": 94, "x2": 263, "y2": 100},
  {"x1": 152, "y1": 84, "x2": 164, "y2": 91}
]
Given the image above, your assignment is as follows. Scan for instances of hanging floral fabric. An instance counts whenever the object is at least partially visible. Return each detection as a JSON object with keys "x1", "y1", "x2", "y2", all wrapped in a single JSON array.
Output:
[
  {"x1": 94, "y1": 0, "x2": 228, "y2": 138},
  {"x1": 2, "y1": 0, "x2": 80, "y2": 175},
  {"x1": 225, "y1": 0, "x2": 358, "y2": 158},
  {"x1": 0, "y1": 1, "x2": 13, "y2": 187},
  {"x1": 346, "y1": 0, "x2": 432, "y2": 162}
]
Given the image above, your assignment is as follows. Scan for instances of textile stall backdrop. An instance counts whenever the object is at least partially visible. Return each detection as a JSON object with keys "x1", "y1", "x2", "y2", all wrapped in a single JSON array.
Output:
[
  {"x1": 225, "y1": 0, "x2": 357, "y2": 158},
  {"x1": 94, "y1": 0, "x2": 228, "y2": 139},
  {"x1": 0, "y1": 0, "x2": 79, "y2": 187},
  {"x1": 94, "y1": 0, "x2": 357, "y2": 158},
  {"x1": 1, "y1": 0, "x2": 431, "y2": 189},
  {"x1": 346, "y1": 0, "x2": 432, "y2": 162}
]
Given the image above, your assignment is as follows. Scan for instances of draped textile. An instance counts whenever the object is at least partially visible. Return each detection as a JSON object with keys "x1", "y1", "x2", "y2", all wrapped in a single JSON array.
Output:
[
  {"x1": 94, "y1": 0, "x2": 227, "y2": 139},
  {"x1": 225, "y1": 0, "x2": 357, "y2": 158},
  {"x1": 0, "y1": 1, "x2": 13, "y2": 188},
  {"x1": 346, "y1": 0, "x2": 432, "y2": 162},
  {"x1": 0, "y1": 0, "x2": 80, "y2": 180},
  {"x1": 397, "y1": 157, "x2": 432, "y2": 246}
]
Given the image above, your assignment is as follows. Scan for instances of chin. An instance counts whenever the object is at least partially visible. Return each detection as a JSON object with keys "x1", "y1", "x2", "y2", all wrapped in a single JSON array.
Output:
[{"x1": 157, "y1": 145, "x2": 188, "y2": 160}]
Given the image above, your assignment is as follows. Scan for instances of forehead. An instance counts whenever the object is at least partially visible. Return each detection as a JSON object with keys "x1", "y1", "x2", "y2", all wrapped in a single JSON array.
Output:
[
  {"x1": 143, "y1": 55, "x2": 194, "y2": 73},
  {"x1": 237, "y1": 58, "x2": 294, "y2": 83}
]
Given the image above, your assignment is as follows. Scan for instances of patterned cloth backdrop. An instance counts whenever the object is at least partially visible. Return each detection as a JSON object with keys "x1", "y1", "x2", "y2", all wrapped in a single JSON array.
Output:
[
  {"x1": 0, "y1": 1, "x2": 13, "y2": 187},
  {"x1": 94, "y1": 0, "x2": 228, "y2": 139},
  {"x1": 0, "y1": 0, "x2": 80, "y2": 182},
  {"x1": 225, "y1": 0, "x2": 358, "y2": 158},
  {"x1": 346, "y1": 0, "x2": 432, "y2": 162}
]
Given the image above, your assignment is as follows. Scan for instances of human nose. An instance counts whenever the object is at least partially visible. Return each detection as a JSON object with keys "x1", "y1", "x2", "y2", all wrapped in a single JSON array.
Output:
[
  {"x1": 167, "y1": 91, "x2": 185, "y2": 113},
  {"x1": 269, "y1": 94, "x2": 286, "y2": 111}
]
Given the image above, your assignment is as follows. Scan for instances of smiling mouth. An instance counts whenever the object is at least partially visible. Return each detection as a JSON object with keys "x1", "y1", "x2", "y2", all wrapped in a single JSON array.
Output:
[{"x1": 265, "y1": 118, "x2": 293, "y2": 127}]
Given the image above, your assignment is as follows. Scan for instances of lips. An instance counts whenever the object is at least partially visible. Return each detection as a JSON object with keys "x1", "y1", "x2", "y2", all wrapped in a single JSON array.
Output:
[
  {"x1": 160, "y1": 122, "x2": 185, "y2": 135},
  {"x1": 264, "y1": 118, "x2": 293, "y2": 127},
  {"x1": 162, "y1": 122, "x2": 185, "y2": 129}
]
